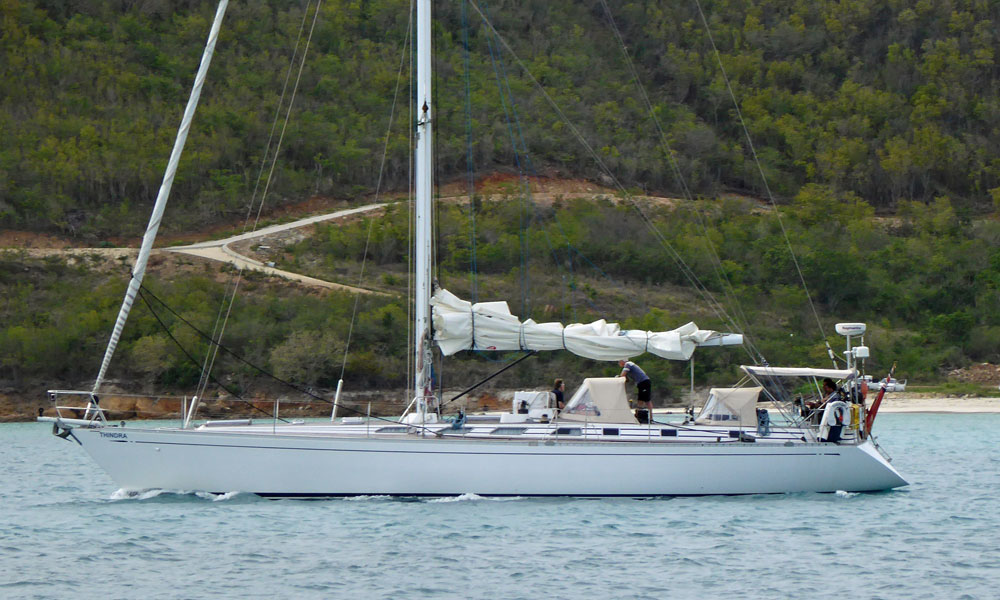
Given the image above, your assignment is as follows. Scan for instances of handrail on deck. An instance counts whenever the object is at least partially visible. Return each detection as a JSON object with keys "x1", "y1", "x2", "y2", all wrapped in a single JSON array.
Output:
[{"x1": 46, "y1": 389, "x2": 108, "y2": 425}]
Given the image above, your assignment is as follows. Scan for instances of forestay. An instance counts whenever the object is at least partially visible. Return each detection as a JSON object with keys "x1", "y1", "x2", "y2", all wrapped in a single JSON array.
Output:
[{"x1": 431, "y1": 289, "x2": 742, "y2": 361}]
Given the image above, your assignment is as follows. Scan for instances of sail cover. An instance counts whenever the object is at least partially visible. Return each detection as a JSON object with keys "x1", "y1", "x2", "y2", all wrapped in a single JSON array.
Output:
[{"x1": 430, "y1": 288, "x2": 742, "y2": 361}]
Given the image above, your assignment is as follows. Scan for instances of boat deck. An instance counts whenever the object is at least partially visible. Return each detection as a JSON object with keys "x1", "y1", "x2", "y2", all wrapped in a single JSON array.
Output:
[{"x1": 178, "y1": 418, "x2": 843, "y2": 445}]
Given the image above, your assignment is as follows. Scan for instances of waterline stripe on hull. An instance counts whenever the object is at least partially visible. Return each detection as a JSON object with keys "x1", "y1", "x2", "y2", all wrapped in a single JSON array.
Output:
[{"x1": 250, "y1": 491, "x2": 869, "y2": 499}]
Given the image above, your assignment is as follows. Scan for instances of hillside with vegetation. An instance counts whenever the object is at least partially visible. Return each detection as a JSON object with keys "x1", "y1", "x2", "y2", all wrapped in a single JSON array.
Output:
[
  {"x1": 2, "y1": 179, "x2": 998, "y2": 416},
  {"x1": 2, "y1": 0, "x2": 1000, "y2": 414},
  {"x1": 279, "y1": 182, "x2": 1000, "y2": 383},
  {"x1": 4, "y1": 0, "x2": 1000, "y2": 234}
]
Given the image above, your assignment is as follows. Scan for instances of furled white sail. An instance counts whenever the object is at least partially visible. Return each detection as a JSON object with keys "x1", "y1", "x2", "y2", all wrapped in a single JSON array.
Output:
[
  {"x1": 92, "y1": 0, "x2": 230, "y2": 394},
  {"x1": 430, "y1": 288, "x2": 742, "y2": 361}
]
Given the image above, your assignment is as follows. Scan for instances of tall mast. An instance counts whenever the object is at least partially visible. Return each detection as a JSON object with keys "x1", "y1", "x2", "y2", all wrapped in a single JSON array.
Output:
[
  {"x1": 92, "y1": 0, "x2": 230, "y2": 394},
  {"x1": 413, "y1": 0, "x2": 434, "y2": 409}
]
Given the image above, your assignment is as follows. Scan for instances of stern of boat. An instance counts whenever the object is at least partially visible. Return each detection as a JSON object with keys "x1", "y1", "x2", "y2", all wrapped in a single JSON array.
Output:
[{"x1": 852, "y1": 437, "x2": 908, "y2": 491}]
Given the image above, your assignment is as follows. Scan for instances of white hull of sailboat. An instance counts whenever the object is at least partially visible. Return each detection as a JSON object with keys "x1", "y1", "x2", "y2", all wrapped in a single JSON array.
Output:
[{"x1": 70, "y1": 426, "x2": 906, "y2": 496}]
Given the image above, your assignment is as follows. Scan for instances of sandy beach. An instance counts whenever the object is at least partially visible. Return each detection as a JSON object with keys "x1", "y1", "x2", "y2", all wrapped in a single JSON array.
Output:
[
  {"x1": 875, "y1": 395, "x2": 1000, "y2": 413},
  {"x1": 652, "y1": 392, "x2": 1000, "y2": 416}
]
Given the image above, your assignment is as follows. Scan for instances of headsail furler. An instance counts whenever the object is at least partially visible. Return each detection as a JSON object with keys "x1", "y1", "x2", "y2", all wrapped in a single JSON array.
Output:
[
  {"x1": 92, "y1": 0, "x2": 231, "y2": 394},
  {"x1": 431, "y1": 288, "x2": 742, "y2": 361}
]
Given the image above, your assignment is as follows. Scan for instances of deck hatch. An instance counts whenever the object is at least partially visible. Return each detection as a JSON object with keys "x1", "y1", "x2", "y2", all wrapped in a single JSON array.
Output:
[
  {"x1": 375, "y1": 426, "x2": 410, "y2": 434},
  {"x1": 490, "y1": 427, "x2": 526, "y2": 435}
]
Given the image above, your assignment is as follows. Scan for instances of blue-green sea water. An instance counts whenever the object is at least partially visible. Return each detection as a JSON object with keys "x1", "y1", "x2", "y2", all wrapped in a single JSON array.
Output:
[{"x1": 2, "y1": 413, "x2": 998, "y2": 600}]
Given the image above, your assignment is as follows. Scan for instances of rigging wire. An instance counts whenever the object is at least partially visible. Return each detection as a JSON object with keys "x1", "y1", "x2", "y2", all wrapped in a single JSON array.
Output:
[
  {"x1": 478, "y1": 0, "x2": 534, "y2": 316},
  {"x1": 137, "y1": 282, "x2": 450, "y2": 434},
  {"x1": 476, "y1": 23, "x2": 656, "y2": 323},
  {"x1": 601, "y1": 0, "x2": 753, "y2": 338},
  {"x1": 194, "y1": 275, "x2": 241, "y2": 402},
  {"x1": 438, "y1": 351, "x2": 536, "y2": 410},
  {"x1": 250, "y1": 2, "x2": 323, "y2": 235},
  {"x1": 498, "y1": 44, "x2": 534, "y2": 317},
  {"x1": 188, "y1": 3, "x2": 317, "y2": 406},
  {"x1": 192, "y1": 276, "x2": 238, "y2": 402},
  {"x1": 461, "y1": 0, "x2": 480, "y2": 303},
  {"x1": 240, "y1": 2, "x2": 312, "y2": 235},
  {"x1": 539, "y1": 227, "x2": 621, "y2": 316},
  {"x1": 466, "y1": 0, "x2": 748, "y2": 347},
  {"x1": 468, "y1": 2, "x2": 656, "y2": 332},
  {"x1": 186, "y1": 2, "x2": 317, "y2": 406},
  {"x1": 136, "y1": 285, "x2": 290, "y2": 422},
  {"x1": 406, "y1": 2, "x2": 416, "y2": 402},
  {"x1": 595, "y1": 0, "x2": 763, "y2": 365},
  {"x1": 339, "y1": 5, "x2": 413, "y2": 382},
  {"x1": 188, "y1": 0, "x2": 324, "y2": 415},
  {"x1": 690, "y1": 0, "x2": 831, "y2": 352}
]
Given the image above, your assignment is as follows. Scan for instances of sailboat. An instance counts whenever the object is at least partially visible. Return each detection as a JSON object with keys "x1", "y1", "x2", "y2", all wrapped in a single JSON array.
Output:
[{"x1": 40, "y1": 0, "x2": 907, "y2": 496}]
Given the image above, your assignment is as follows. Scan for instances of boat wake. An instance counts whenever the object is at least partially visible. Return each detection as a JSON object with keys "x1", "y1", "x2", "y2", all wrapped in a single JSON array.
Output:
[
  {"x1": 428, "y1": 493, "x2": 524, "y2": 503},
  {"x1": 110, "y1": 488, "x2": 244, "y2": 502},
  {"x1": 341, "y1": 495, "x2": 394, "y2": 502}
]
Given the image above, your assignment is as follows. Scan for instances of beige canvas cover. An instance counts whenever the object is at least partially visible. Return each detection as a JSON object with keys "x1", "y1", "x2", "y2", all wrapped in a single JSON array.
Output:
[
  {"x1": 742, "y1": 366, "x2": 856, "y2": 379},
  {"x1": 694, "y1": 387, "x2": 763, "y2": 425},
  {"x1": 559, "y1": 377, "x2": 639, "y2": 425}
]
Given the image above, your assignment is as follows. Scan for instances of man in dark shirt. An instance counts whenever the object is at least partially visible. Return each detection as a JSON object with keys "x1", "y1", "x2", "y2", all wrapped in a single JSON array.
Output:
[
  {"x1": 618, "y1": 359, "x2": 652, "y2": 423},
  {"x1": 805, "y1": 377, "x2": 840, "y2": 425}
]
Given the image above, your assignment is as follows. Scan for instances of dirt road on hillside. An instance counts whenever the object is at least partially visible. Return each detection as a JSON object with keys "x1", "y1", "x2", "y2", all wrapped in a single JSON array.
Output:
[
  {"x1": 1, "y1": 178, "x2": 691, "y2": 294},
  {"x1": 165, "y1": 203, "x2": 387, "y2": 294}
]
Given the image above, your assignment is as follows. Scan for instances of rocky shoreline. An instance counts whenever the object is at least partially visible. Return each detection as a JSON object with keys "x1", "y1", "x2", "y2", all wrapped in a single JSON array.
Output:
[{"x1": 6, "y1": 386, "x2": 520, "y2": 423}]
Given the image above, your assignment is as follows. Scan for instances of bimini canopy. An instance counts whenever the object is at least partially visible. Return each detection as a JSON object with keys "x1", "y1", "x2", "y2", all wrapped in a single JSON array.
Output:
[
  {"x1": 694, "y1": 387, "x2": 763, "y2": 425},
  {"x1": 559, "y1": 377, "x2": 638, "y2": 424},
  {"x1": 431, "y1": 288, "x2": 742, "y2": 361},
  {"x1": 742, "y1": 366, "x2": 857, "y2": 380}
]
